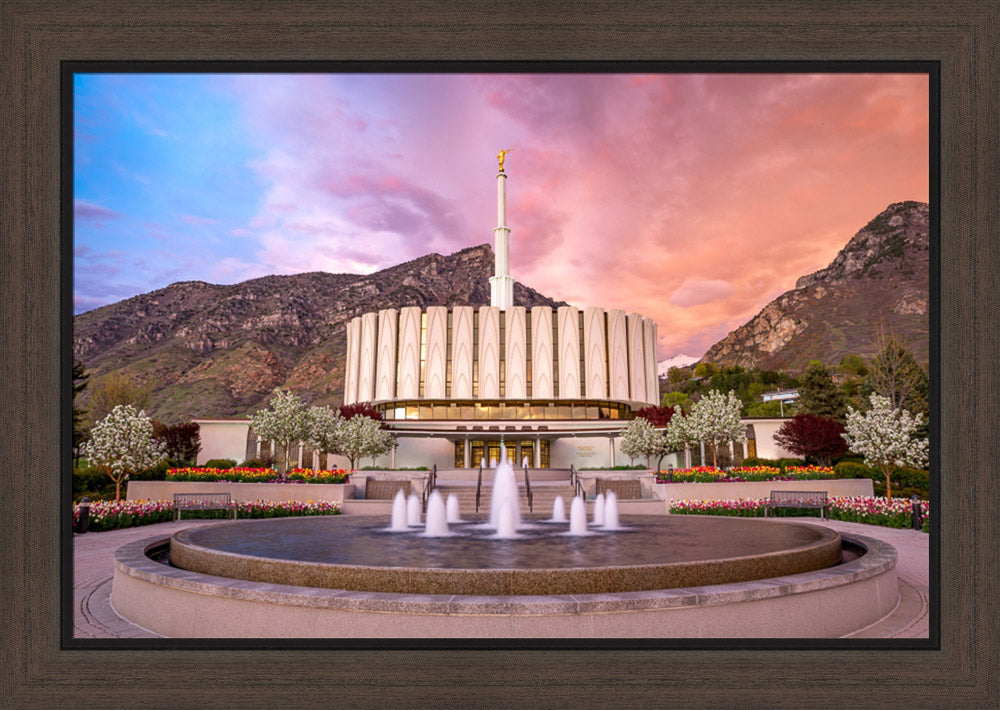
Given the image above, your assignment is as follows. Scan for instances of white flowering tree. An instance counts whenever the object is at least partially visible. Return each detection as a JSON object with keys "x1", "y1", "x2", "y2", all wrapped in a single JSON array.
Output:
[
  {"x1": 843, "y1": 393, "x2": 929, "y2": 498},
  {"x1": 250, "y1": 388, "x2": 313, "y2": 475},
  {"x1": 307, "y1": 405, "x2": 343, "y2": 464},
  {"x1": 687, "y1": 389, "x2": 746, "y2": 468},
  {"x1": 82, "y1": 404, "x2": 166, "y2": 501},
  {"x1": 337, "y1": 414, "x2": 396, "y2": 470},
  {"x1": 619, "y1": 417, "x2": 667, "y2": 469},
  {"x1": 665, "y1": 407, "x2": 697, "y2": 468}
]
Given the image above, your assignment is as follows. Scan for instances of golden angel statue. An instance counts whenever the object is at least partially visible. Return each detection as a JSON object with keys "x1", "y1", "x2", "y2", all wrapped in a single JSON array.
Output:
[{"x1": 497, "y1": 148, "x2": 511, "y2": 172}]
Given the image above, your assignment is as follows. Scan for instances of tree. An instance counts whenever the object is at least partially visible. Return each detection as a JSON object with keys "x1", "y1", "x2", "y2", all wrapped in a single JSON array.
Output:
[
  {"x1": 837, "y1": 353, "x2": 870, "y2": 378},
  {"x1": 693, "y1": 362, "x2": 717, "y2": 379},
  {"x1": 619, "y1": 417, "x2": 667, "y2": 469},
  {"x1": 666, "y1": 366, "x2": 691, "y2": 385},
  {"x1": 308, "y1": 405, "x2": 344, "y2": 462},
  {"x1": 797, "y1": 360, "x2": 848, "y2": 421},
  {"x1": 337, "y1": 414, "x2": 396, "y2": 469},
  {"x1": 866, "y1": 336, "x2": 928, "y2": 417},
  {"x1": 842, "y1": 393, "x2": 928, "y2": 498},
  {"x1": 151, "y1": 421, "x2": 201, "y2": 463},
  {"x1": 250, "y1": 388, "x2": 313, "y2": 475},
  {"x1": 86, "y1": 371, "x2": 153, "y2": 426},
  {"x1": 664, "y1": 407, "x2": 697, "y2": 469},
  {"x1": 337, "y1": 402, "x2": 384, "y2": 422},
  {"x1": 687, "y1": 389, "x2": 746, "y2": 467},
  {"x1": 660, "y1": 391, "x2": 691, "y2": 413},
  {"x1": 82, "y1": 404, "x2": 166, "y2": 501},
  {"x1": 634, "y1": 405, "x2": 676, "y2": 427},
  {"x1": 72, "y1": 361, "x2": 90, "y2": 466},
  {"x1": 774, "y1": 414, "x2": 847, "y2": 466}
]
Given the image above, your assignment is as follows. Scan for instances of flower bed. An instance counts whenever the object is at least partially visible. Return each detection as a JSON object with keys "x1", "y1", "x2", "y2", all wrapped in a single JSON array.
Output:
[
  {"x1": 73, "y1": 498, "x2": 342, "y2": 532},
  {"x1": 166, "y1": 467, "x2": 349, "y2": 484},
  {"x1": 287, "y1": 468, "x2": 350, "y2": 484},
  {"x1": 656, "y1": 465, "x2": 836, "y2": 484},
  {"x1": 669, "y1": 495, "x2": 929, "y2": 531}
]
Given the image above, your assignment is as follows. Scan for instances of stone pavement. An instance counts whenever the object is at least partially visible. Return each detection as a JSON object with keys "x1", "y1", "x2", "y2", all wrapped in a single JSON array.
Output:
[{"x1": 72, "y1": 516, "x2": 929, "y2": 640}]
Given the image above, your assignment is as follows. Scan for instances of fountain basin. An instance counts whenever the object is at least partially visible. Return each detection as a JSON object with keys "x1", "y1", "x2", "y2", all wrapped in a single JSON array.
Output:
[
  {"x1": 167, "y1": 515, "x2": 841, "y2": 596},
  {"x1": 111, "y1": 520, "x2": 898, "y2": 638}
]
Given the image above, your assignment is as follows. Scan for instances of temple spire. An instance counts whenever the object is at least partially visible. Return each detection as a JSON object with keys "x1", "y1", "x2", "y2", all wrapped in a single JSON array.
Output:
[{"x1": 489, "y1": 150, "x2": 515, "y2": 309}]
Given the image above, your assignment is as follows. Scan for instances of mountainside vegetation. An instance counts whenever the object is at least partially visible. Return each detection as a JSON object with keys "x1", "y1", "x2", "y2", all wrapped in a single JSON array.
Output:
[{"x1": 73, "y1": 244, "x2": 564, "y2": 422}]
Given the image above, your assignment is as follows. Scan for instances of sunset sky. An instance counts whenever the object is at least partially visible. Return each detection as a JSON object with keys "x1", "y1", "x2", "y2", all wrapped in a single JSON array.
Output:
[{"x1": 73, "y1": 72, "x2": 929, "y2": 362}]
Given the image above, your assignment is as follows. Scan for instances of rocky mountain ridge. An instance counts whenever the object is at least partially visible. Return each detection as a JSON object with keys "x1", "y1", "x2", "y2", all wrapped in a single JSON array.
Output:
[
  {"x1": 700, "y1": 201, "x2": 929, "y2": 371},
  {"x1": 74, "y1": 244, "x2": 564, "y2": 421}
]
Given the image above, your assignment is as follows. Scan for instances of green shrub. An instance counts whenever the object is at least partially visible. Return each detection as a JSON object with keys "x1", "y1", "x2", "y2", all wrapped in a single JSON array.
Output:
[
  {"x1": 131, "y1": 457, "x2": 187, "y2": 481},
  {"x1": 832, "y1": 462, "x2": 929, "y2": 498},
  {"x1": 204, "y1": 458, "x2": 237, "y2": 469},
  {"x1": 834, "y1": 461, "x2": 876, "y2": 479},
  {"x1": 239, "y1": 459, "x2": 266, "y2": 469},
  {"x1": 775, "y1": 458, "x2": 806, "y2": 470},
  {"x1": 894, "y1": 467, "x2": 929, "y2": 495},
  {"x1": 72, "y1": 466, "x2": 116, "y2": 502}
]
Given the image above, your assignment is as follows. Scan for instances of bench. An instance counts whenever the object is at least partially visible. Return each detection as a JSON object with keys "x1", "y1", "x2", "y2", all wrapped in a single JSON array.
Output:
[
  {"x1": 765, "y1": 490, "x2": 828, "y2": 519},
  {"x1": 595, "y1": 479, "x2": 643, "y2": 500},
  {"x1": 173, "y1": 492, "x2": 237, "y2": 521},
  {"x1": 364, "y1": 479, "x2": 411, "y2": 500}
]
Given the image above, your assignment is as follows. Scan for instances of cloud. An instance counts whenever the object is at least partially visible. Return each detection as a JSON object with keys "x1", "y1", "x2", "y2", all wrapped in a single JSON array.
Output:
[
  {"x1": 74, "y1": 200, "x2": 122, "y2": 221},
  {"x1": 669, "y1": 279, "x2": 736, "y2": 307},
  {"x1": 74, "y1": 73, "x2": 929, "y2": 358}
]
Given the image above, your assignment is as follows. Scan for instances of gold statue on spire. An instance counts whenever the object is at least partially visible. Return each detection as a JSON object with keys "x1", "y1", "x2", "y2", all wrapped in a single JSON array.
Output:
[{"x1": 497, "y1": 148, "x2": 511, "y2": 172}]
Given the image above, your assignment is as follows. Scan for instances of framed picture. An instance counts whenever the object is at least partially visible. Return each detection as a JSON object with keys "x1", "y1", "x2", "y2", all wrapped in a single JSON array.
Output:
[{"x1": 5, "y1": 2, "x2": 996, "y2": 706}]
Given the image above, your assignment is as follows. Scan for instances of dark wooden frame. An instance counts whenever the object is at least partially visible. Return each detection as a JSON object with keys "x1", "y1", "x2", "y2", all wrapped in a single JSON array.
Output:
[{"x1": 3, "y1": 1, "x2": 997, "y2": 705}]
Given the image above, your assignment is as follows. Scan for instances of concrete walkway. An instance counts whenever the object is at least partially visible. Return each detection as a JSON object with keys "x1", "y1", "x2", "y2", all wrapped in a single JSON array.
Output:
[{"x1": 72, "y1": 516, "x2": 929, "y2": 640}]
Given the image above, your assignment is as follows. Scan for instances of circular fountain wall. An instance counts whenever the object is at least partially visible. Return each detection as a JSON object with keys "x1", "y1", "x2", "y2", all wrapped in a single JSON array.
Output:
[{"x1": 167, "y1": 515, "x2": 842, "y2": 596}]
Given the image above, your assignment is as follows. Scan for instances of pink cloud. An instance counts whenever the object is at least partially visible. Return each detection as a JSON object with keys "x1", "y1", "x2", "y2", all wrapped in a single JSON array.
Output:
[
  {"x1": 221, "y1": 73, "x2": 927, "y2": 361},
  {"x1": 670, "y1": 279, "x2": 736, "y2": 307}
]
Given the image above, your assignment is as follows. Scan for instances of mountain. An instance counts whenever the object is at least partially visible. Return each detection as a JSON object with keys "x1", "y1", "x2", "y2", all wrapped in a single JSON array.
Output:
[
  {"x1": 73, "y1": 244, "x2": 565, "y2": 422},
  {"x1": 700, "y1": 201, "x2": 929, "y2": 371}
]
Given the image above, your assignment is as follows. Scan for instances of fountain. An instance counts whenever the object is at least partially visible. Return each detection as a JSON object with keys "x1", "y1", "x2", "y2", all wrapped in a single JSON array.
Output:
[
  {"x1": 406, "y1": 493, "x2": 422, "y2": 527},
  {"x1": 550, "y1": 496, "x2": 567, "y2": 523},
  {"x1": 486, "y1": 452, "x2": 523, "y2": 535},
  {"x1": 446, "y1": 494, "x2": 463, "y2": 524},
  {"x1": 115, "y1": 503, "x2": 899, "y2": 637},
  {"x1": 422, "y1": 490, "x2": 450, "y2": 537},
  {"x1": 568, "y1": 495, "x2": 589, "y2": 535},
  {"x1": 494, "y1": 501, "x2": 518, "y2": 539},
  {"x1": 389, "y1": 489, "x2": 408, "y2": 531},
  {"x1": 602, "y1": 491, "x2": 621, "y2": 530},
  {"x1": 113, "y1": 452, "x2": 900, "y2": 638},
  {"x1": 592, "y1": 492, "x2": 605, "y2": 526}
]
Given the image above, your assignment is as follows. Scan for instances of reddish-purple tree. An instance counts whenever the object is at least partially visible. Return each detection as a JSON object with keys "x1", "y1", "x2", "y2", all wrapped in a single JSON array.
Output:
[
  {"x1": 337, "y1": 402, "x2": 384, "y2": 422},
  {"x1": 633, "y1": 405, "x2": 675, "y2": 427},
  {"x1": 774, "y1": 414, "x2": 848, "y2": 465}
]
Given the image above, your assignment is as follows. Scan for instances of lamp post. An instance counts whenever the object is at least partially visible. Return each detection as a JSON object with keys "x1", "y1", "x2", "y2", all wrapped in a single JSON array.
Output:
[{"x1": 76, "y1": 497, "x2": 91, "y2": 534}]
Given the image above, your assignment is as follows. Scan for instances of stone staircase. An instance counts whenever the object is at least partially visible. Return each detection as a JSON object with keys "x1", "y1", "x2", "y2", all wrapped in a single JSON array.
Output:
[
  {"x1": 432, "y1": 470, "x2": 576, "y2": 517},
  {"x1": 433, "y1": 483, "x2": 577, "y2": 517}
]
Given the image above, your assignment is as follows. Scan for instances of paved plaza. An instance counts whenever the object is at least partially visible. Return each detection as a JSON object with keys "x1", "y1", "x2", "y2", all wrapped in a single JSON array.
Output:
[{"x1": 72, "y1": 517, "x2": 930, "y2": 640}]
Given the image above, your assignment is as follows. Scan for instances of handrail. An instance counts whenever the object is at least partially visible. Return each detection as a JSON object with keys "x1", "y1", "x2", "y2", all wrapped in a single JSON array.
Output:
[
  {"x1": 571, "y1": 464, "x2": 584, "y2": 500},
  {"x1": 475, "y1": 465, "x2": 484, "y2": 513},
  {"x1": 421, "y1": 464, "x2": 437, "y2": 512},
  {"x1": 523, "y1": 466, "x2": 533, "y2": 513}
]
